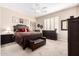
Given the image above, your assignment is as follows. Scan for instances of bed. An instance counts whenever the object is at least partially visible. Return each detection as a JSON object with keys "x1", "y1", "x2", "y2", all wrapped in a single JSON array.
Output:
[
  {"x1": 15, "y1": 32, "x2": 42, "y2": 49},
  {"x1": 14, "y1": 24, "x2": 43, "y2": 49}
]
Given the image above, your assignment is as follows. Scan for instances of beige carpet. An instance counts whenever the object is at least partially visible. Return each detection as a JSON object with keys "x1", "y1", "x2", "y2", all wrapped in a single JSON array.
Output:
[{"x1": 1, "y1": 39, "x2": 68, "y2": 56}]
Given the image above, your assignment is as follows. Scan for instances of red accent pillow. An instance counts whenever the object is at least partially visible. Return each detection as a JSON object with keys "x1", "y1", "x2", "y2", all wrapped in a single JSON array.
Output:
[
  {"x1": 27, "y1": 28, "x2": 30, "y2": 32},
  {"x1": 18, "y1": 28, "x2": 25, "y2": 32},
  {"x1": 25, "y1": 29, "x2": 27, "y2": 32},
  {"x1": 25, "y1": 28, "x2": 29, "y2": 32}
]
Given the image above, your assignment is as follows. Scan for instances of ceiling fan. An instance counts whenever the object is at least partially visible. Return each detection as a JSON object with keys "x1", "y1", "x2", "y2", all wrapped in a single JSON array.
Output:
[{"x1": 32, "y1": 3, "x2": 48, "y2": 14}]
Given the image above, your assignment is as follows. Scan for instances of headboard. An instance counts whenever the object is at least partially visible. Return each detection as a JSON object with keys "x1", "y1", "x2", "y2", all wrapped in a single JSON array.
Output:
[{"x1": 13, "y1": 24, "x2": 28, "y2": 32}]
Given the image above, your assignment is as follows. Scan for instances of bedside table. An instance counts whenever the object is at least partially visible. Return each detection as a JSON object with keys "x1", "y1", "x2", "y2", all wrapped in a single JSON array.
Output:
[{"x1": 1, "y1": 34, "x2": 15, "y2": 45}]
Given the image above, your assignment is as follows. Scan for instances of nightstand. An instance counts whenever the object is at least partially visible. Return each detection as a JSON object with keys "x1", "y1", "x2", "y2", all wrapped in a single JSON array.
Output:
[{"x1": 1, "y1": 34, "x2": 15, "y2": 45}]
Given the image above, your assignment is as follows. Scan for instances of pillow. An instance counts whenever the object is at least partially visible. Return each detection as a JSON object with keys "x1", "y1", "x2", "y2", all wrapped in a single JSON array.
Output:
[
  {"x1": 27, "y1": 28, "x2": 30, "y2": 32},
  {"x1": 17, "y1": 28, "x2": 30, "y2": 32},
  {"x1": 18, "y1": 28, "x2": 25, "y2": 32},
  {"x1": 25, "y1": 28, "x2": 27, "y2": 32}
]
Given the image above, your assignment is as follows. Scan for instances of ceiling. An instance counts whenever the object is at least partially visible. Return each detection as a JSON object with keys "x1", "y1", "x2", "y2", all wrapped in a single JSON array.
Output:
[{"x1": 0, "y1": 3, "x2": 78, "y2": 17}]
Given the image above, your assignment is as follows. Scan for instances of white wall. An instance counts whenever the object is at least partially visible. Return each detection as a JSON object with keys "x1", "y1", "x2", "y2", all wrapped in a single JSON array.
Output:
[
  {"x1": 0, "y1": 7, "x2": 36, "y2": 34},
  {"x1": 0, "y1": 7, "x2": 2, "y2": 34},
  {"x1": 76, "y1": 5, "x2": 79, "y2": 16},
  {"x1": 36, "y1": 5, "x2": 79, "y2": 41}
]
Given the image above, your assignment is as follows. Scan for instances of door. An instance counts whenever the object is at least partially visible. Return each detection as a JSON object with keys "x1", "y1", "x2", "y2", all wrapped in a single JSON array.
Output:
[{"x1": 68, "y1": 19, "x2": 79, "y2": 56}]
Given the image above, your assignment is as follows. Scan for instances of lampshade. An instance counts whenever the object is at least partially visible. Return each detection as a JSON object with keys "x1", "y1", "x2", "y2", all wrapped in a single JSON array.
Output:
[
  {"x1": 6, "y1": 27, "x2": 11, "y2": 31},
  {"x1": 1, "y1": 27, "x2": 12, "y2": 34}
]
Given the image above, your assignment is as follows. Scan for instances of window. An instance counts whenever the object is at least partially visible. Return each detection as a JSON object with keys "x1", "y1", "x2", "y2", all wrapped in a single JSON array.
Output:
[
  {"x1": 54, "y1": 17, "x2": 60, "y2": 33},
  {"x1": 44, "y1": 17, "x2": 54, "y2": 30},
  {"x1": 50, "y1": 17, "x2": 55, "y2": 30},
  {"x1": 44, "y1": 17, "x2": 60, "y2": 33},
  {"x1": 46, "y1": 18, "x2": 50, "y2": 30}
]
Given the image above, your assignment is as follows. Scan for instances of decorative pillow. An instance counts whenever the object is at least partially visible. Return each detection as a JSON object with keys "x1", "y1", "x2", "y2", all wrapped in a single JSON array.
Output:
[
  {"x1": 18, "y1": 28, "x2": 25, "y2": 32},
  {"x1": 27, "y1": 28, "x2": 30, "y2": 32},
  {"x1": 25, "y1": 28, "x2": 27, "y2": 32}
]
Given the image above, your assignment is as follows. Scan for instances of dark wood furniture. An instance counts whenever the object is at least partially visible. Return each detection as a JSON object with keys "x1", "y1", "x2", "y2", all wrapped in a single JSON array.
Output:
[
  {"x1": 34, "y1": 30, "x2": 40, "y2": 32},
  {"x1": 13, "y1": 24, "x2": 28, "y2": 32},
  {"x1": 68, "y1": 16, "x2": 79, "y2": 56},
  {"x1": 1, "y1": 34, "x2": 15, "y2": 45},
  {"x1": 14, "y1": 24, "x2": 46, "y2": 50},
  {"x1": 28, "y1": 37, "x2": 46, "y2": 51},
  {"x1": 15, "y1": 32, "x2": 44, "y2": 50},
  {"x1": 42, "y1": 30, "x2": 57, "y2": 40}
]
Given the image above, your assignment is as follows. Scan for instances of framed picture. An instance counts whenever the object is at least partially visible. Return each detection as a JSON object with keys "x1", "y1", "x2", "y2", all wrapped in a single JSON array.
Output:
[
  {"x1": 61, "y1": 20, "x2": 68, "y2": 30},
  {"x1": 12, "y1": 16, "x2": 24, "y2": 25},
  {"x1": 19, "y1": 18, "x2": 24, "y2": 24}
]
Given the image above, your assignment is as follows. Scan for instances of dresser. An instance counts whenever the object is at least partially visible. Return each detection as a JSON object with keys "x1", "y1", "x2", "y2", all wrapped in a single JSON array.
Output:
[
  {"x1": 1, "y1": 34, "x2": 15, "y2": 44},
  {"x1": 42, "y1": 30, "x2": 57, "y2": 40}
]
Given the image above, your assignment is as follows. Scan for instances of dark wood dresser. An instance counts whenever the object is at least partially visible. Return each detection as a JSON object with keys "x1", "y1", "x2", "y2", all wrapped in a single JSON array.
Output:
[
  {"x1": 1, "y1": 34, "x2": 15, "y2": 45},
  {"x1": 68, "y1": 16, "x2": 79, "y2": 56},
  {"x1": 42, "y1": 30, "x2": 57, "y2": 40}
]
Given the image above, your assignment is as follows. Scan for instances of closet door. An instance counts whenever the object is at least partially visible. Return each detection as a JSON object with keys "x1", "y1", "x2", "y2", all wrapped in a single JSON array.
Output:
[{"x1": 68, "y1": 17, "x2": 79, "y2": 56}]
